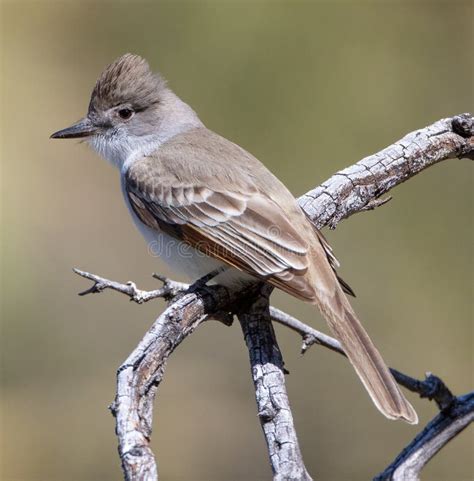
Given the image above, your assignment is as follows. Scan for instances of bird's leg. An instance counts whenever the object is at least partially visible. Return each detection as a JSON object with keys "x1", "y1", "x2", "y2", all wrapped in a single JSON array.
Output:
[
  {"x1": 189, "y1": 266, "x2": 228, "y2": 291},
  {"x1": 188, "y1": 266, "x2": 235, "y2": 326}
]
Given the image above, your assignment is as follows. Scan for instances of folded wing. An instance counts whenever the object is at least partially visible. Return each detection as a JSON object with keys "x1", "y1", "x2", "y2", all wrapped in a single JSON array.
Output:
[{"x1": 125, "y1": 163, "x2": 316, "y2": 301}]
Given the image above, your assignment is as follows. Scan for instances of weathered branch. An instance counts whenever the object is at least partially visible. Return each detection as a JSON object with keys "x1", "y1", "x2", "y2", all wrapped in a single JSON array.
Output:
[
  {"x1": 238, "y1": 285, "x2": 312, "y2": 481},
  {"x1": 74, "y1": 113, "x2": 473, "y2": 480},
  {"x1": 299, "y1": 113, "x2": 473, "y2": 229},
  {"x1": 374, "y1": 393, "x2": 474, "y2": 481},
  {"x1": 75, "y1": 269, "x2": 473, "y2": 480},
  {"x1": 76, "y1": 269, "x2": 458, "y2": 403},
  {"x1": 72, "y1": 270, "x2": 464, "y2": 412},
  {"x1": 109, "y1": 284, "x2": 237, "y2": 480}
]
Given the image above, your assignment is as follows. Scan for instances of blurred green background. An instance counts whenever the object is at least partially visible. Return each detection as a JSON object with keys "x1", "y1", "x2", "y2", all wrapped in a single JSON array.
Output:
[{"x1": 1, "y1": 1, "x2": 472, "y2": 480}]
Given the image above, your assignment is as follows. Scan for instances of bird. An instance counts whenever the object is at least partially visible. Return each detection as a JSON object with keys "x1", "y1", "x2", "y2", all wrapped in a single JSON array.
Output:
[{"x1": 51, "y1": 53, "x2": 417, "y2": 424}]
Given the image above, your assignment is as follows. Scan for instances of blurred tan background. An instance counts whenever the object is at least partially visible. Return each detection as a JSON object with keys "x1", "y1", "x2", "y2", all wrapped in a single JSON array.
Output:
[{"x1": 1, "y1": 1, "x2": 472, "y2": 480}]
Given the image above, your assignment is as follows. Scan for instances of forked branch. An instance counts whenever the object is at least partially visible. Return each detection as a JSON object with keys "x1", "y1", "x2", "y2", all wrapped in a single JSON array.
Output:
[{"x1": 75, "y1": 113, "x2": 473, "y2": 481}]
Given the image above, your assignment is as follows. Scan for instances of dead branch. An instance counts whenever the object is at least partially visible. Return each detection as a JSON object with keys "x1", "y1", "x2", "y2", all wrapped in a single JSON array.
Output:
[
  {"x1": 76, "y1": 268, "x2": 472, "y2": 481},
  {"x1": 238, "y1": 284, "x2": 313, "y2": 481},
  {"x1": 75, "y1": 113, "x2": 473, "y2": 480},
  {"x1": 299, "y1": 113, "x2": 473, "y2": 229},
  {"x1": 73, "y1": 268, "x2": 188, "y2": 302},
  {"x1": 108, "y1": 284, "x2": 236, "y2": 480},
  {"x1": 374, "y1": 393, "x2": 474, "y2": 481}
]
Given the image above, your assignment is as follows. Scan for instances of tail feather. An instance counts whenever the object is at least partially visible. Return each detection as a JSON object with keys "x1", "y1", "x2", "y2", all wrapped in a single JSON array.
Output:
[{"x1": 317, "y1": 289, "x2": 418, "y2": 424}]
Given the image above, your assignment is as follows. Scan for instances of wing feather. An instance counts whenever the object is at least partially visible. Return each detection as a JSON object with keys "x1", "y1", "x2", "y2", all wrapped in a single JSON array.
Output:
[{"x1": 125, "y1": 164, "x2": 315, "y2": 300}]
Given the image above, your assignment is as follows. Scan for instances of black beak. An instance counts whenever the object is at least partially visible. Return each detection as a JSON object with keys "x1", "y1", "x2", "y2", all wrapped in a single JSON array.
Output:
[{"x1": 50, "y1": 117, "x2": 97, "y2": 139}]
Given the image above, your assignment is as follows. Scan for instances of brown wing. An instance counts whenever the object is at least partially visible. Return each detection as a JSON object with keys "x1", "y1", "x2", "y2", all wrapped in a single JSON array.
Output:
[
  {"x1": 125, "y1": 166, "x2": 316, "y2": 301},
  {"x1": 301, "y1": 209, "x2": 355, "y2": 297},
  {"x1": 314, "y1": 229, "x2": 355, "y2": 297}
]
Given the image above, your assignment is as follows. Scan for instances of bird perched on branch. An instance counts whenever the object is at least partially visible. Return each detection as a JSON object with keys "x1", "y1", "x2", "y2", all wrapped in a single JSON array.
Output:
[{"x1": 51, "y1": 53, "x2": 417, "y2": 424}]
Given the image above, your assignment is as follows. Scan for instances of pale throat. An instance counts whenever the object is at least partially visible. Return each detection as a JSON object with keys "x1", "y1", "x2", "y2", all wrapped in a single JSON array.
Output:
[
  {"x1": 87, "y1": 94, "x2": 204, "y2": 173},
  {"x1": 87, "y1": 130, "x2": 164, "y2": 172}
]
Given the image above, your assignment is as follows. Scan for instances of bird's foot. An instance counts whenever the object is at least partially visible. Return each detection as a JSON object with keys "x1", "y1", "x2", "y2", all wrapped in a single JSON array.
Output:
[{"x1": 189, "y1": 266, "x2": 228, "y2": 291}]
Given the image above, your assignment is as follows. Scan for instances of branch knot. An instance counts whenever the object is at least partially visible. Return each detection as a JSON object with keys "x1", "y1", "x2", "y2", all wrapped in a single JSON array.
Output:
[{"x1": 452, "y1": 113, "x2": 473, "y2": 138}]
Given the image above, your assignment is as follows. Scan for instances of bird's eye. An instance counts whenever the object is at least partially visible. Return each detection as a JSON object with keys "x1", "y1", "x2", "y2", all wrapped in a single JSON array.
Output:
[{"x1": 118, "y1": 108, "x2": 134, "y2": 120}]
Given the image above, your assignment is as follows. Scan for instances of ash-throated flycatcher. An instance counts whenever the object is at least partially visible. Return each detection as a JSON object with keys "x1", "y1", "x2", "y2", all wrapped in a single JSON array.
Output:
[{"x1": 51, "y1": 54, "x2": 417, "y2": 424}]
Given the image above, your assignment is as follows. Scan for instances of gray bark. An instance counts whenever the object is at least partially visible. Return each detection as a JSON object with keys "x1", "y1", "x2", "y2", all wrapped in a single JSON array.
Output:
[{"x1": 238, "y1": 285, "x2": 312, "y2": 481}]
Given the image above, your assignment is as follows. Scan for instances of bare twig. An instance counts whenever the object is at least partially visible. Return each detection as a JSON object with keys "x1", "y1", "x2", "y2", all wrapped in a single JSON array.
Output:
[
  {"x1": 73, "y1": 268, "x2": 188, "y2": 302},
  {"x1": 388, "y1": 370, "x2": 456, "y2": 411},
  {"x1": 74, "y1": 113, "x2": 473, "y2": 480},
  {"x1": 270, "y1": 306, "x2": 344, "y2": 355}
]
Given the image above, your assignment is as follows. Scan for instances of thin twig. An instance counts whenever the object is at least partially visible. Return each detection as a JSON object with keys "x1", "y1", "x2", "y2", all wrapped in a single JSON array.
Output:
[
  {"x1": 73, "y1": 268, "x2": 188, "y2": 302},
  {"x1": 270, "y1": 306, "x2": 344, "y2": 355}
]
